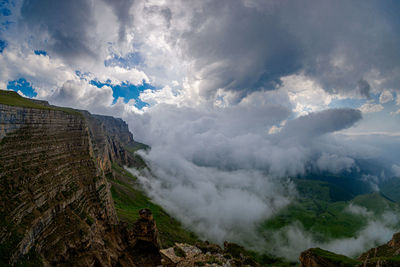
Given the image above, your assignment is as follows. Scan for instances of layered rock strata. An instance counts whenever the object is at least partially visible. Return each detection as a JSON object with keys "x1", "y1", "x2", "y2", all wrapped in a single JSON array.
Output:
[{"x1": 0, "y1": 102, "x2": 153, "y2": 266}]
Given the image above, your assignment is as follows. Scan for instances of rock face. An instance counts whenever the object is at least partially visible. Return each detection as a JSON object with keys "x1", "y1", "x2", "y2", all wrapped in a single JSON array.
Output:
[
  {"x1": 0, "y1": 101, "x2": 155, "y2": 266},
  {"x1": 299, "y1": 248, "x2": 359, "y2": 267},
  {"x1": 121, "y1": 209, "x2": 162, "y2": 267},
  {"x1": 82, "y1": 111, "x2": 136, "y2": 172},
  {"x1": 358, "y1": 232, "x2": 400, "y2": 267},
  {"x1": 160, "y1": 241, "x2": 260, "y2": 267}
]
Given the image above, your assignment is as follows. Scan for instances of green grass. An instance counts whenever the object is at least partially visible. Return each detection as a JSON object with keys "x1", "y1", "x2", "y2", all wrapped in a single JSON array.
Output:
[
  {"x1": 0, "y1": 89, "x2": 82, "y2": 117},
  {"x1": 260, "y1": 179, "x2": 400, "y2": 242},
  {"x1": 295, "y1": 178, "x2": 354, "y2": 202},
  {"x1": 308, "y1": 248, "x2": 360, "y2": 266},
  {"x1": 111, "y1": 163, "x2": 137, "y2": 180},
  {"x1": 124, "y1": 141, "x2": 150, "y2": 153},
  {"x1": 380, "y1": 178, "x2": 400, "y2": 202},
  {"x1": 366, "y1": 255, "x2": 400, "y2": 264},
  {"x1": 351, "y1": 192, "x2": 399, "y2": 214},
  {"x1": 108, "y1": 162, "x2": 199, "y2": 248}
]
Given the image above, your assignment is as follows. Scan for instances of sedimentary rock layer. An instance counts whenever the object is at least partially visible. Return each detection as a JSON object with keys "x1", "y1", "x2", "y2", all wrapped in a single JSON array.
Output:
[{"x1": 0, "y1": 103, "x2": 139, "y2": 266}]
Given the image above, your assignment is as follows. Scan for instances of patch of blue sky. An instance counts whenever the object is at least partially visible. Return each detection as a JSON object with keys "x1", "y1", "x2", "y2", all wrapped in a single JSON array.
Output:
[
  {"x1": 0, "y1": 0, "x2": 13, "y2": 17},
  {"x1": 34, "y1": 50, "x2": 47, "y2": 56},
  {"x1": 380, "y1": 97, "x2": 399, "y2": 114},
  {"x1": 90, "y1": 79, "x2": 154, "y2": 109},
  {"x1": 7, "y1": 78, "x2": 37, "y2": 98},
  {"x1": 75, "y1": 70, "x2": 92, "y2": 80},
  {"x1": 104, "y1": 52, "x2": 143, "y2": 69},
  {"x1": 1, "y1": 20, "x2": 14, "y2": 32},
  {"x1": 0, "y1": 39, "x2": 6, "y2": 53},
  {"x1": 0, "y1": 0, "x2": 11, "y2": 8},
  {"x1": 0, "y1": 7, "x2": 10, "y2": 16},
  {"x1": 329, "y1": 97, "x2": 369, "y2": 109},
  {"x1": 0, "y1": 0, "x2": 16, "y2": 31}
]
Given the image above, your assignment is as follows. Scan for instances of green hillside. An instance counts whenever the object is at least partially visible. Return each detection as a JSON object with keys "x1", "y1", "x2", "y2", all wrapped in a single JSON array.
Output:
[
  {"x1": 0, "y1": 89, "x2": 81, "y2": 116},
  {"x1": 259, "y1": 178, "x2": 400, "y2": 242},
  {"x1": 107, "y1": 162, "x2": 199, "y2": 248},
  {"x1": 380, "y1": 177, "x2": 400, "y2": 202}
]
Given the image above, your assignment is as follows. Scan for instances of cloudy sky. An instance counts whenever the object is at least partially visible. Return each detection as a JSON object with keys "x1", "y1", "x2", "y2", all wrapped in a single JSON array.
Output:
[{"x1": 2, "y1": 0, "x2": 400, "y2": 259}]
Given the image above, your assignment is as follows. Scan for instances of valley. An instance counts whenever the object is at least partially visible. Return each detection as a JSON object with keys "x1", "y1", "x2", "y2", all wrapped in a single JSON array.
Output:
[{"x1": 1, "y1": 90, "x2": 400, "y2": 266}]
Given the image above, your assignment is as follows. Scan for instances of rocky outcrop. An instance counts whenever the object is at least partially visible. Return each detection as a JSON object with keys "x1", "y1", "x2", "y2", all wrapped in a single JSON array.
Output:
[
  {"x1": 120, "y1": 209, "x2": 162, "y2": 267},
  {"x1": 0, "y1": 97, "x2": 154, "y2": 266},
  {"x1": 160, "y1": 241, "x2": 260, "y2": 267},
  {"x1": 358, "y1": 232, "x2": 400, "y2": 267},
  {"x1": 299, "y1": 248, "x2": 359, "y2": 267}
]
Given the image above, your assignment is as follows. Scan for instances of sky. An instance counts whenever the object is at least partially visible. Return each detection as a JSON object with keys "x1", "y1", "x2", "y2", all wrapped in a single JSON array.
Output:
[{"x1": 1, "y1": 0, "x2": 400, "y2": 259}]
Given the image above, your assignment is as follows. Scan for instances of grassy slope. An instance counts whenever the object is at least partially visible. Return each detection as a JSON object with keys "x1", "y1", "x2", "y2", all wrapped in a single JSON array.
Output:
[
  {"x1": 309, "y1": 247, "x2": 400, "y2": 266},
  {"x1": 260, "y1": 178, "x2": 400, "y2": 242},
  {"x1": 108, "y1": 163, "x2": 199, "y2": 248},
  {"x1": 0, "y1": 89, "x2": 81, "y2": 116},
  {"x1": 380, "y1": 177, "x2": 400, "y2": 202},
  {"x1": 308, "y1": 248, "x2": 360, "y2": 267}
]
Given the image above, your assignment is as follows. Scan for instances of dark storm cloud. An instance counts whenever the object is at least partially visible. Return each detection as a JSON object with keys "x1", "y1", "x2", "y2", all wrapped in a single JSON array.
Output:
[
  {"x1": 279, "y1": 108, "x2": 363, "y2": 142},
  {"x1": 175, "y1": 0, "x2": 400, "y2": 100},
  {"x1": 180, "y1": 0, "x2": 303, "y2": 101},
  {"x1": 102, "y1": 0, "x2": 134, "y2": 42},
  {"x1": 357, "y1": 79, "x2": 371, "y2": 98},
  {"x1": 20, "y1": 0, "x2": 97, "y2": 61}
]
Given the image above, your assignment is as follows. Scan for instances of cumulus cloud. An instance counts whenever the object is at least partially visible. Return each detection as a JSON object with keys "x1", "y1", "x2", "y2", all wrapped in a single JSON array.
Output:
[
  {"x1": 361, "y1": 174, "x2": 380, "y2": 192},
  {"x1": 102, "y1": 0, "x2": 135, "y2": 42},
  {"x1": 144, "y1": 0, "x2": 400, "y2": 101},
  {"x1": 279, "y1": 74, "x2": 339, "y2": 115},
  {"x1": 357, "y1": 79, "x2": 371, "y2": 99},
  {"x1": 359, "y1": 101, "x2": 384, "y2": 113},
  {"x1": 379, "y1": 90, "x2": 394, "y2": 104},
  {"x1": 20, "y1": 0, "x2": 98, "y2": 63},
  {"x1": 316, "y1": 153, "x2": 355, "y2": 174},
  {"x1": 392, "y1": 164, "x2": 400, "y2": 177},
  {"x1": 4, "y1": 0, "x2": 400, "y2": 105}
]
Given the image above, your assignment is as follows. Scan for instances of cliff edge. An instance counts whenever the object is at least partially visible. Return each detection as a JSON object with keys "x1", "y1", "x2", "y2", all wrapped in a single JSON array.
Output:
[{"x1": 0, "y1": 90, "x2": 156, "y2": 266}]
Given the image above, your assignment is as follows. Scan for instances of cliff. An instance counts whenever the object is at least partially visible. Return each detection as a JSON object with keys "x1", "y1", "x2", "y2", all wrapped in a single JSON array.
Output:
[
  {"x1": 357, "y1": 232, "x2": 400, "y2": 266},
  {"x1": 0, "y1": 90, "x2": 157, "y2": 266}
]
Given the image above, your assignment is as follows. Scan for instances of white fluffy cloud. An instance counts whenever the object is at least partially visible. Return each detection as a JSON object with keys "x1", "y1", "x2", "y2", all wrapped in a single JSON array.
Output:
[
  {"x1": 392, "y1": 164, "x2": 400, "y2": 177},
  {"x1": 279, "y1": 74, "x2": 339, "y2": 115},
  {"x1": 379, "y1": 90, "x2": 394, "y2": 104},
  {"x1": 359, "y1": 101, "x2": 384, "y2": 113},
  {"x1": 316, "y1": 153, "x2": 355, "y2": 173}
]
